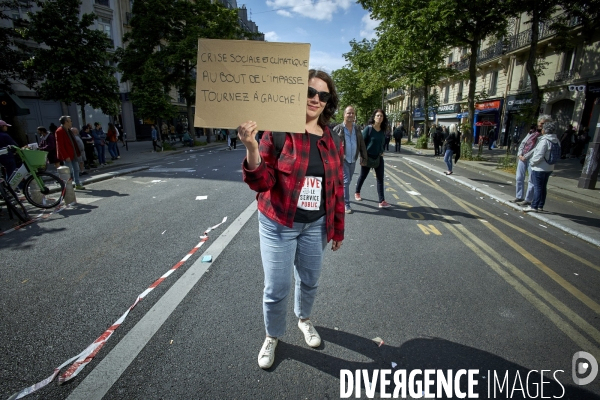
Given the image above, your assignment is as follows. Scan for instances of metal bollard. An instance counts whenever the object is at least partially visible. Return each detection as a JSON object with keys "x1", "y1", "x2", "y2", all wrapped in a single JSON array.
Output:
[{"x1": 57, "y1": 166, "x2": 76, "y2": 205}]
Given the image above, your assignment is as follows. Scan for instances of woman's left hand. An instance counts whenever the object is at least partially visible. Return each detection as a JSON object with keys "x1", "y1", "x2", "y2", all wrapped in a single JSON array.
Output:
[{"x1": 331, "y1": 240, "x2": 342, "y2": 251}]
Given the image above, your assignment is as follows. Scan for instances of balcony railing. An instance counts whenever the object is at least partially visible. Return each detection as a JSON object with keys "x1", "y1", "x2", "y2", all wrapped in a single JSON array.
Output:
[
  {"x1": 386, "y1": 89, "x2": 405, "y2": 100},
  {"x1": 477, "y1": 41, "x2": 504, "y2": 63},
  {"x1": 451, "y1": 58, "x2": 470, "y2": 71},
  {"x1": 505, "y1": 13, "x2": 582, "y2": 53},
  {"x1": 554, "y1": 70, "x2": 576, "y2": 82},
  {"x1": 95, "y1": 0, "x2": 109, "y2": 6}
]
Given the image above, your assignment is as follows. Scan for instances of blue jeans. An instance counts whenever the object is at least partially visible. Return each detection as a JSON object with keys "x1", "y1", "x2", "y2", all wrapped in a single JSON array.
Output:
[
  {"x1": 444, "y1": 149, "x2": 453, "y2": 171},
  {"x1": 531, "y1": 171, "x2": 552, "y2": 209},
  {"x1": 258, "y1": 212, "x2": 327, "y2": 338},
  {"x1": 355, "y1": 157, "x2": 385, "y2": 202},
  {"x1": 107, "y1": 141, "x2": 118, "y2": 159},
  {"x1": 343, "y1": 159, "x2": 357, "y2": 208},
  {"x1": 63, "y1": 159, "x2": 81, "y2": 186},
  {"x1": 95, "y1": 144, "x2": 106, "y2": 164},
  {"x1": 515, "y1": 159, "x2": 534, "y2": 201}
]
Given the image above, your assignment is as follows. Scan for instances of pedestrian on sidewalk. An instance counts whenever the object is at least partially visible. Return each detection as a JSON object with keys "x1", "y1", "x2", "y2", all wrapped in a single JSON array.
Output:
[
  {"x1": 106, "y1": 123, "x2": 119, "y2": 160},
  {"x1": 0, "y1": 120, "x2": 18, "y2": 179},
  {"x1": 433, "y1": 126, "x2": 443, "y2": 156},
  {"x1": 79, "y1": 125, "x2": 96, "y2": 169},
  {"x1": 228, "y1": 128, "x2": 238, "y2": 150},
  {"x1": 488, "y1": 127, "x2": 497, "y2": 150},
  {"x1": 161, "y1": 121, "x2": 169, "y2": 143},
  {"x1": 332, "y1": 105, "x2": 367, "y2": 214},
  {"x1": 442, "y1": 129, "x2": 459, "y2": 175},
  {"x1": 512, "y1": 116, "x2": 552, "y2": 205},
  {"x1": 37, "y1": 126, "x2": 60, "y2": 169},
  {"x1": 524, "y1": 121, "x2": 560, "y2": 212},
  {"x1": 393, "y1": 122, "x2": 404, "y2": 153},
  {"x1": 71, "y1": 127, "x2": 87, "y2": 175},
  {"x1": 91, "y1": 122, "x2": 107, "y2": 166},
  {"x1": 151, "y1": 125, "x2": 161, "y2": 152},
  {"x1": 354, "y1": 109, "x2": 392, "y2": 208},
  {"x1": 55, "y1": 116, "x2": 85, "y2": 190},
  {"x1": 238, "y1": 69, "x2": 344, "y2": 370}
]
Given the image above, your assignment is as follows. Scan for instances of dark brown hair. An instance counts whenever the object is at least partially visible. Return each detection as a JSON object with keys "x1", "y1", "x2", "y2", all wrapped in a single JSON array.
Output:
[
  {"x1": 368, "y1": 109, "x2": 389, "y2": 132},
  {"x1": 308, "y1": 69, "x2": 338, "y2": 128}
]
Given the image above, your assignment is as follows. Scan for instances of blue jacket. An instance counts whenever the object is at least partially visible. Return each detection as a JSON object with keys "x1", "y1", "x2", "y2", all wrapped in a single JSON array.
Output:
[{"x1": 91, "y1": 128, "x2": 106, "y2": 145}]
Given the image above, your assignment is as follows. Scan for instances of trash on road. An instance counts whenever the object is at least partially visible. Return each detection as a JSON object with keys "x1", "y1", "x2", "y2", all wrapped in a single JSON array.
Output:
[
  {"x1": 574, "y1": 273, "x2": 579, "y2": 276},
  {"x1": 391, "y1": 362, "x2": 397, "y2": 368},
  {"x1": 406, "y1": 191, "x2": 420, "y2": 196},
  {"x1": 161, "y1": 230, "x2": 166, "y2": 235},
  {"x1": 372, "y1": 337, "x2": 384, "y2": 347},
  {"x1": 201, "y1": 255, "x2": 212, "y2": 263},
  {"x1": 151, "y1": 180, "x2": 163, "y2": 183},
  {"x1": 196, "y1": 196, "x2": 208, "y2": 200},
  {"x1": 539, "y1": 225, "x2": 547, "y2": 228}
]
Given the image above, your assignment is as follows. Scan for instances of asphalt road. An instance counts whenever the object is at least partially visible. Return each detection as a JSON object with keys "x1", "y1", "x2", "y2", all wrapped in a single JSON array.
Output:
[{"x1": 1, "y1": 147, "x2": 600, "y2": 400}]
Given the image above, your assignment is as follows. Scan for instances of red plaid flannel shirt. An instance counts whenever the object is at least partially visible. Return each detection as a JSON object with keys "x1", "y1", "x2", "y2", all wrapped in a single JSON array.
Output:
[{"x1": 242, "y1": 127, "x2": 345, "y2": 242}]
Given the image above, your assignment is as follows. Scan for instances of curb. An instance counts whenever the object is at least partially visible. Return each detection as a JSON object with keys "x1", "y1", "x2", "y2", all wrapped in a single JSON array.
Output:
[
  {"x1": 402, "y1": 156, "x2": 600, "y2": 248},
  {"x1": 400, "y1": 146, "x2": 600, "y2": 209}
]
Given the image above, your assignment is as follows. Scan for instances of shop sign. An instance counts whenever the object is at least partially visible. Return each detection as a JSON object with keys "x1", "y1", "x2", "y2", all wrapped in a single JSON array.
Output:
[
  {"x1": 506, "y1": 96, "x2": 532, "y2": 112},
  {"x1": 475, "y1": 100, "x2": 501, "y2": 111},
  {"x1": 437, "y1": 103, "x2": 460, "y2": 114},
  {"x1": 414, "y1": 107, "x2": 436, "y2": 119}
]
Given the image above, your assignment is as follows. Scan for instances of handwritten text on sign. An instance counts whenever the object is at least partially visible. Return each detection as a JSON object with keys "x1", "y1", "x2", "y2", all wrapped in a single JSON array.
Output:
[{"x1": 195, "y1": 39, "x2": 311, "y2": 133}]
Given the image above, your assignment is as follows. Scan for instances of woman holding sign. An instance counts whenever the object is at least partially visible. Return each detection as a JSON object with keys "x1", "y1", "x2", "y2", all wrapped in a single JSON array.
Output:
[{"x1": 238, "y1": 69, "x2": 344, "y2": 369}]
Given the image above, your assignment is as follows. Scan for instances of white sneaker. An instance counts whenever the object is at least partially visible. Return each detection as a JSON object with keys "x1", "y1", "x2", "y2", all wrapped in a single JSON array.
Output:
[
  {"x1": 523, "y1": 206, "x2": 538, "y2": 212},
  {"x1": 257, "y1": 337, "x2": 278, "y2": 369},
  {"x1": 298, "y1": 319, "x2": 321, "y2": 348}
]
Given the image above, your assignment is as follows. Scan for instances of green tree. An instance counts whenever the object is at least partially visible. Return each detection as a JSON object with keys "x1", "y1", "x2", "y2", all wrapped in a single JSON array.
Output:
[
  {"x1": 332, "y1": 64, "x2": 381, "y2": 126},
  {"x1": 118, "y1": 0, "x2": 250, "y2": 135},
  {"x1": 0, "y1": 0, "x2": 25, "y2": 93},
  {"x1": 22, "y1": 0, "x2": 119, "y2": 125}
]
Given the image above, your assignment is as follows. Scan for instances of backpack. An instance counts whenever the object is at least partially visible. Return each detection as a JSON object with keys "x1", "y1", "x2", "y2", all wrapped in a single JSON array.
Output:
[
  {"x1": 272, "y1": 130, "x2": 341, "y2": 158},
  {"x1": 544, "y1": 140, "x2": 561, "y2": 165}
]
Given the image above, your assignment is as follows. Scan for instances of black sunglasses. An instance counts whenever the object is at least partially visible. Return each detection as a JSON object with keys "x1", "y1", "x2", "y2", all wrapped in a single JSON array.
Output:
[{"x1": 307, "y1": 87, "x2": 331, "y2": 103}]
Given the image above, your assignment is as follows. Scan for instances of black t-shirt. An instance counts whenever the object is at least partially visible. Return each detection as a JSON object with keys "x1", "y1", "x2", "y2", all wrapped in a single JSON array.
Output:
[{"x1": 294, "y1": 133, "x2": 326, "y2": 223}]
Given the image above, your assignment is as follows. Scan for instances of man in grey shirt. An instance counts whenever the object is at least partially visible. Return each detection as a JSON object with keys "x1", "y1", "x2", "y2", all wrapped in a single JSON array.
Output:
[{"x1": 332, "y1": 106, "x2": 366, "y2": 214}]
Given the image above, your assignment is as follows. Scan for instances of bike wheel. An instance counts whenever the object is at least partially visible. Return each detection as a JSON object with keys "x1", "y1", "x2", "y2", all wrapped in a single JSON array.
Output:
[
  {"x1": 0, "y1": 181, "x2": 30, "y2": 222},
  {"x1": 23, "y1": 172, "x2": 65, "y2": 209}
]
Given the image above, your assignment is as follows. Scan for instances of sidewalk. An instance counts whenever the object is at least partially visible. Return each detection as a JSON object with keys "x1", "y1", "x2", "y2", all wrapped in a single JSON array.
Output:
[
  {"x1": 394, "y1": 140, "x2": 600, "y2": 247},
  {"x1": 400, "y1": 141, "x2": 600, "y2": 208}
]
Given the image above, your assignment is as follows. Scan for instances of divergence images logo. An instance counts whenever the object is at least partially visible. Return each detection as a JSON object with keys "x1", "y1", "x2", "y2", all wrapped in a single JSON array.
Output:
[{"x1": 572, "y1": 351, "x2": 598, "y2": 386}]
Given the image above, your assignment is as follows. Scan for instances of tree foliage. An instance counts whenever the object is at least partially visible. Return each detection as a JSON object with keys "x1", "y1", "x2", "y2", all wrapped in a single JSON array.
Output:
[
  {"x1": 118, "y1": 0, "x2": 251, "y2": 130},
  {"x1": 0, "y1": 0, "x2": 25, "y2": 93},
  {"x1": 22, "y1": 0, "x2": 120, "y2": 124}
]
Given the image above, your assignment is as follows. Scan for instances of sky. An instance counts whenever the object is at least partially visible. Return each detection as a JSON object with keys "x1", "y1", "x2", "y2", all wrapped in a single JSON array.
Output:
[{"x1": 241, "y1": 0, "x2": 379, "y2": 73}]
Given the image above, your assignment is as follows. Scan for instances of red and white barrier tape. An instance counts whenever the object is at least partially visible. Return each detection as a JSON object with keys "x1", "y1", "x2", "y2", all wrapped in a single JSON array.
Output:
[
  {"x1": 9, "y1": 216, "x2": 228, "y2": 400},
  {"x1": 0, "y1": 202, "x2": 68, "y2": 237}
]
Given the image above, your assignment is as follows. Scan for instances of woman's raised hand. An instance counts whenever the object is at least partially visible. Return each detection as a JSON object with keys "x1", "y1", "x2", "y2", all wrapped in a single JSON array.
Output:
[{"x1": 238, "y1": 121, "x2": 259, "y2": 150}]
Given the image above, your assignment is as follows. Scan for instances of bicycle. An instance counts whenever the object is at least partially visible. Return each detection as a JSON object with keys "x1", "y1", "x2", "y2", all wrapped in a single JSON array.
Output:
[
  {"x1": 0, "y1": 145, "x2": 65, "y2": 209},
  {"x1": 0, "y1": 177, "x2": 30, "y2": 222}
]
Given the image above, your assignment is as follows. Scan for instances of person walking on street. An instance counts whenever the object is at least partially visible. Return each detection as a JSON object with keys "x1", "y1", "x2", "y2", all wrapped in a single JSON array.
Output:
[
  {"x1": 524, "y1": 121, "x2": 560, "y2": 212},
  {"x1": 442, "y1": 129, "x2": 459, "y2": 175},
  {"x1": 176, "y1": 122, "x2": 183, "y2": 142},
  {"x1": 354, "y1": 109, "x2": 391, "y2": 208},
  {"x1": 228, "y1": 128, "x2": 238, "y2": 150},
  {"x1": 393, "y1": 122, "x2": 404, "y2": 153},
  {"x1": 71, "y1": 127, "x2": 86, "y2": 175},
  {"x1": 91, "y1": 122, "x2": 107, "y2": 166},
  {"x1": 106, "y1": 123, "x2": 119, "y2": 160},
  {"x1": 383, "y1": 124, "x2": 392, "y2": 151},
  {"x1": 488, "y1": 127, "x2": 497, "y2": 150},
  {"x1": 55, "y1": 116, "x2": 85, "y2": 189},
  {"x1": 332, "y1": 105, "x2": 367, "y2": 214},
  {"x1": 151, "y1": 125, "x2": 161, "y2": 152},
  {"x1": 161, "y1": 121, "x2": 169, "y2": 143},
  {"x1": 238, "y1": 69, "x2": 344, "y2": 370},
  {"x1": 512, "y1": 116, "x2": 552, "y2": 206}
]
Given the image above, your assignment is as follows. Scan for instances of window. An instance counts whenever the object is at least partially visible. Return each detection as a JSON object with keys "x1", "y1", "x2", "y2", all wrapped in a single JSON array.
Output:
[
  {"x1": 98, "y1": 18, "x2": 112, "y2": 39},
  {"x1": 444, "y1": 86, "x2": 449, "y2": 103},
  {"x1": 448, "y1": 53, "x2": 453, "y2": 64},
  {"x1": 562, "y1": 49, "x2": 575, "y2": 72},
  {"x1": 456, "y1": 81, "x2": 463, "y2": 101},
  {"x1": 489, "y1": 71, "x2": 498, "y2": 96}
]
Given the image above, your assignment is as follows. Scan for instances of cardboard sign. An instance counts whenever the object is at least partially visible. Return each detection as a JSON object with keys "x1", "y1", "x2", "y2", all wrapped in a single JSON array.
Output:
[{"x1": 194, "y1": 39, "x2": 310, "y2": 132}]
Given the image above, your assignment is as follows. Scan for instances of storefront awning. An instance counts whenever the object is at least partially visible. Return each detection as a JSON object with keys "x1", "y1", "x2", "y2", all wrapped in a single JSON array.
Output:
[{"x1": 475, "y1": 120, "x2": 497, "y2": 126}]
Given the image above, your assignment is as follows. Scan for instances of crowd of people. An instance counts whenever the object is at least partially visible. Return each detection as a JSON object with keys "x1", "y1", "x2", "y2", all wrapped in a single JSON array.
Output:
[{"x1": 0, "y1": 117, "x2": 126, "y2": 190}]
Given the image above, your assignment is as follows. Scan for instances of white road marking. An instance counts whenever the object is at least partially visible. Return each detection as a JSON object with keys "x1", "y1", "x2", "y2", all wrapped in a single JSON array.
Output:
[{"x1": 66, "y1": 201, "x2": 258, "y2": 400}]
